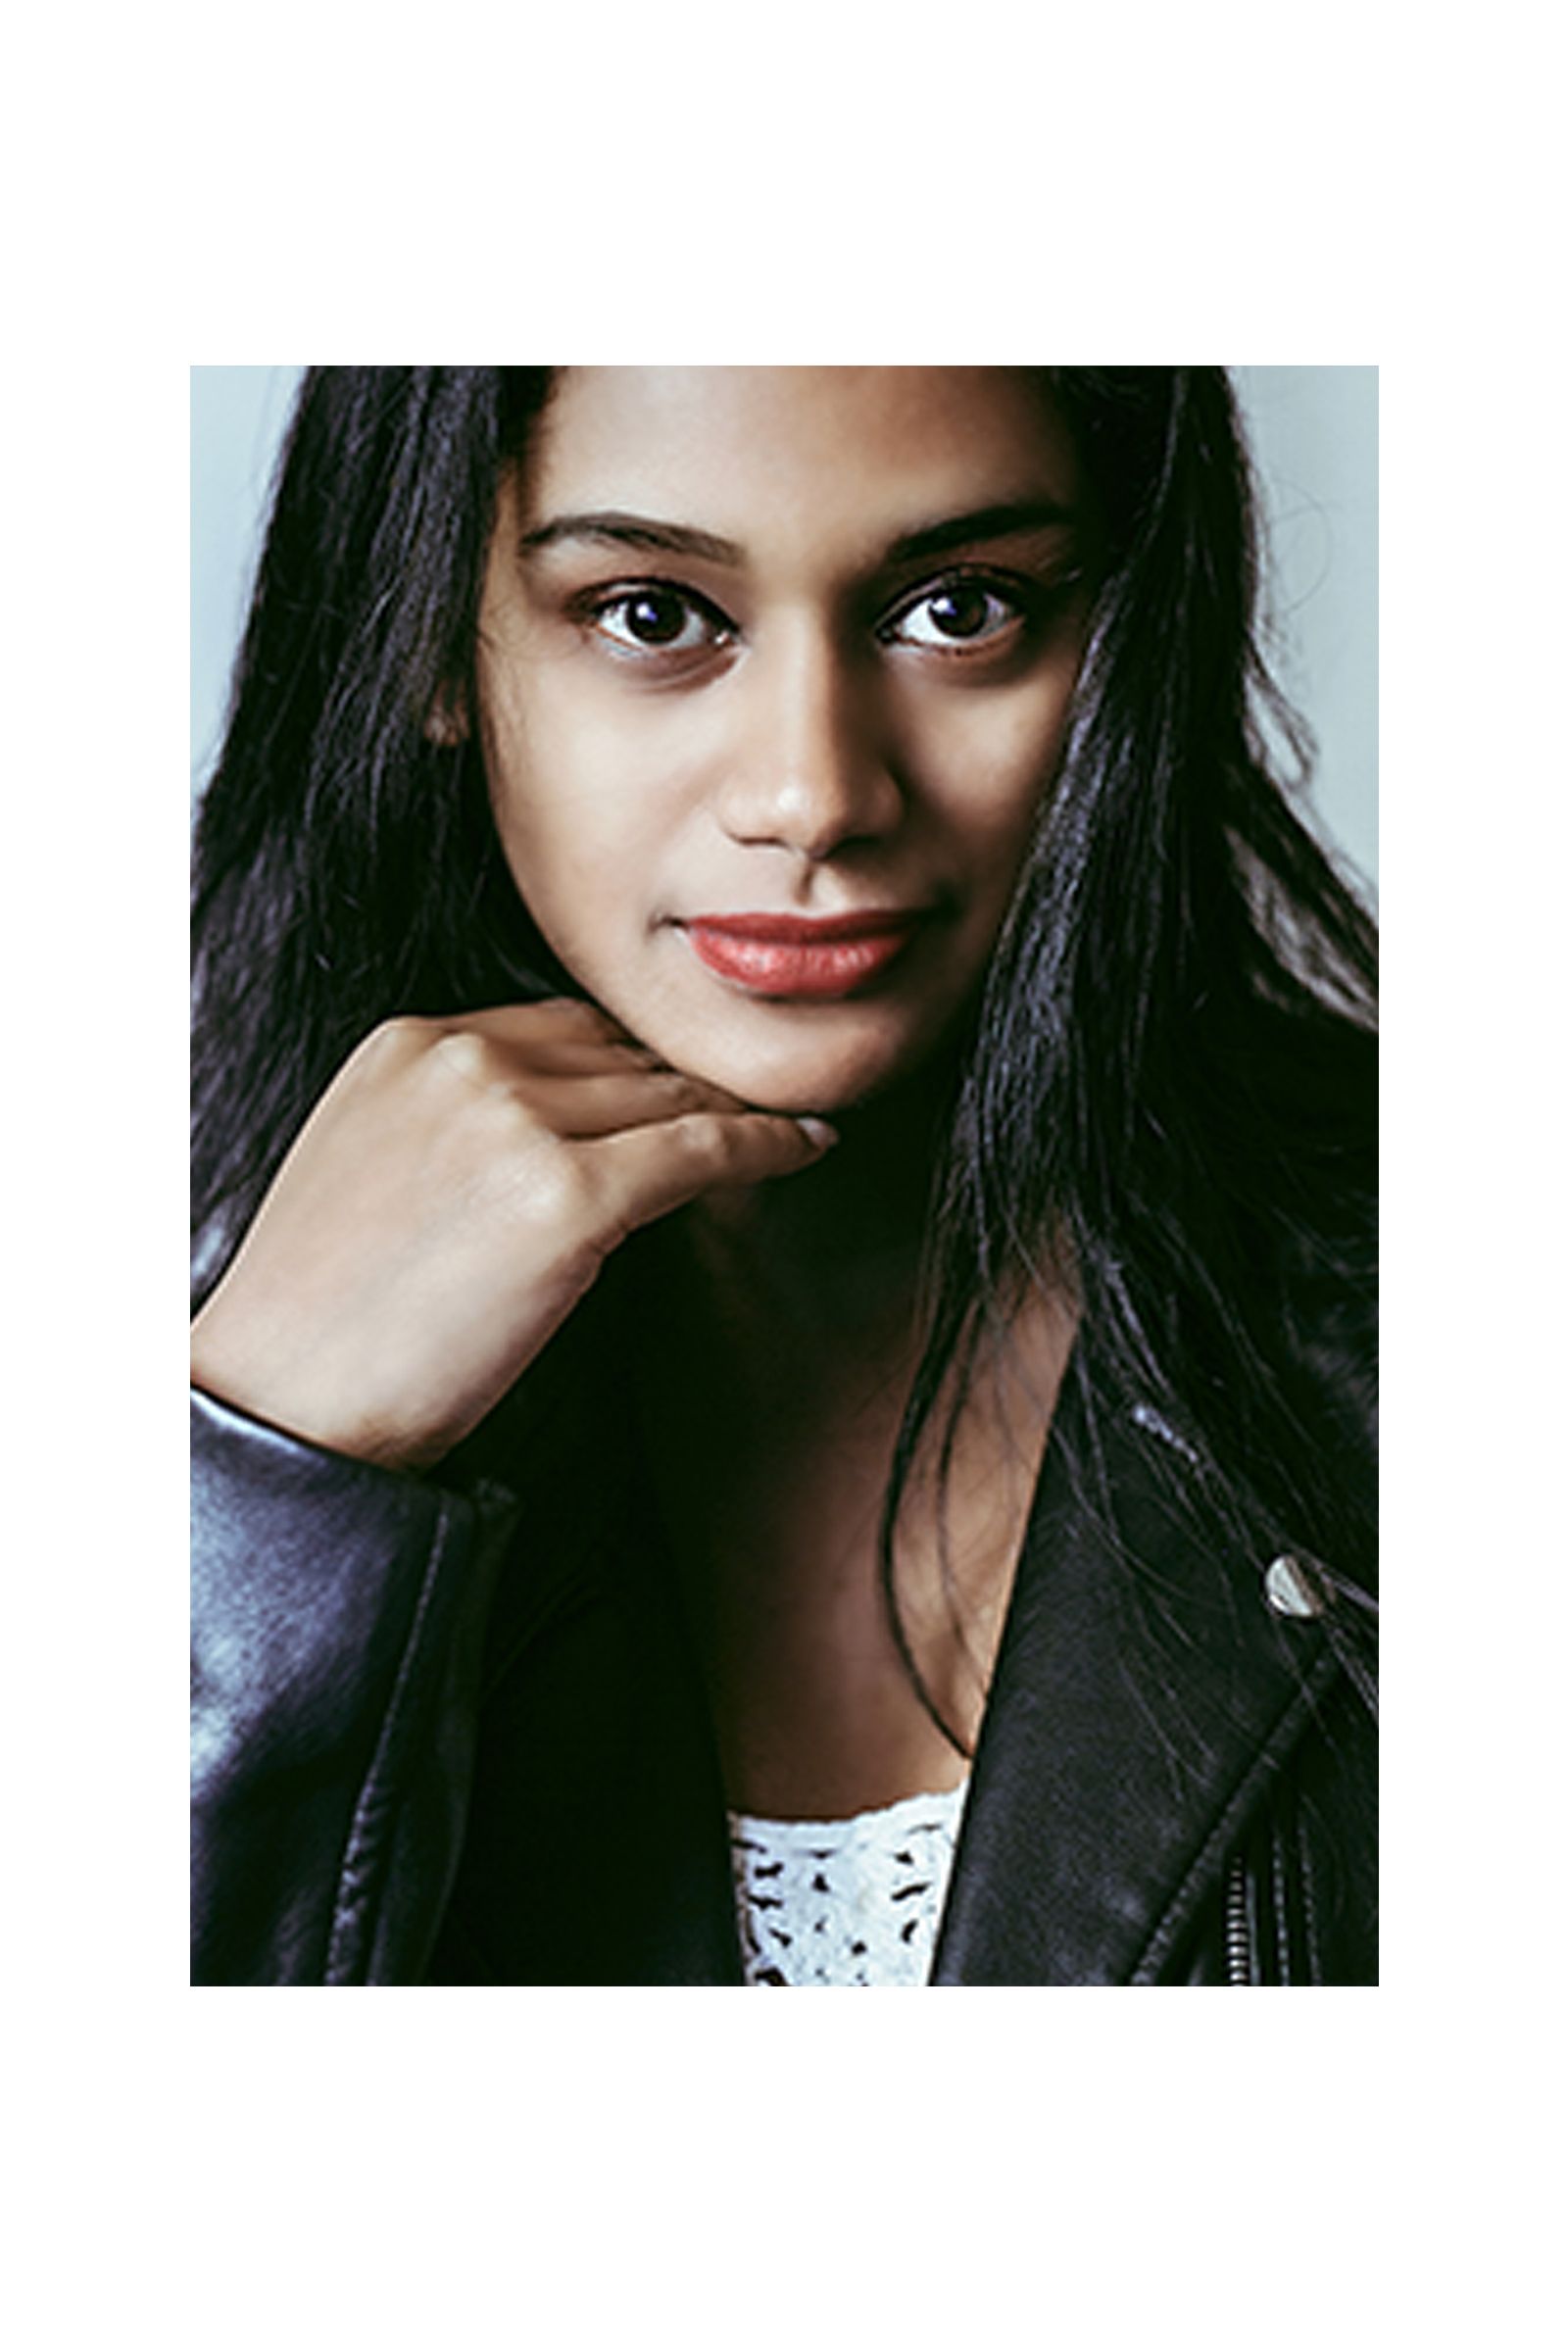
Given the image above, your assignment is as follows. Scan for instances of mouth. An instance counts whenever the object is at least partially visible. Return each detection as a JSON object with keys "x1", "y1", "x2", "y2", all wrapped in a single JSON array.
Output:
[{"x1": 680, "y1": 908, "x2": 931, "y2": 1000}]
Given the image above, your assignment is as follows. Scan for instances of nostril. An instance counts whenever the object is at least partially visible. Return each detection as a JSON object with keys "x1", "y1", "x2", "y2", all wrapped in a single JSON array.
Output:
[{"x1": 717, "y1": 758, "x2": 904, "y2": 859}]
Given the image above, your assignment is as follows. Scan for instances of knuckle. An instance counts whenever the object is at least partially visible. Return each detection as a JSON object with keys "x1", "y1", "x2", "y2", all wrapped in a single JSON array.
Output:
[
  {"x1": 681, "y1": 1111, "x2": 741, "y2": 1171},
  {"x1": 360, "y1": 1013, "x2": 428, "y2": 1067},
  {"x1": 517, "y1": 1137, "x2": 595, "y2": 1229},
  {"x1": 431, "y1": 1026, "x2": 499, "y2": 1090}
]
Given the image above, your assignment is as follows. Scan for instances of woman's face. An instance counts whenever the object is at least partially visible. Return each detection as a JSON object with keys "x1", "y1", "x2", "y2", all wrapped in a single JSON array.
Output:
[{"x1": 476, "y1": 367, "x2": 1091, "y2": 1113}]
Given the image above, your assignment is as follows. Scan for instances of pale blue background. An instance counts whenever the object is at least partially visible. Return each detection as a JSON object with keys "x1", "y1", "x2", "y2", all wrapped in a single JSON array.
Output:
[{"x1": 190, "y1": 367, "x2": 1377, "y2": 893}]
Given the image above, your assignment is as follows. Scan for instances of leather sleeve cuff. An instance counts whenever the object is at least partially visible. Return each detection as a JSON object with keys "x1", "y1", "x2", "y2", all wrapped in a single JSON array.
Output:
[{"x1": 190, "y1": 1389, "x2": 491, "y2": 1984}]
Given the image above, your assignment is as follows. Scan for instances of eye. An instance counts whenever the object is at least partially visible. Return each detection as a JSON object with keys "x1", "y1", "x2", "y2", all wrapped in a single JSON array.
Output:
[
  {"x1": 586, "y1": 584, "x2": 733, "y2": 657},
  {"x1": 881, "y1": 575, "x2": 1029, "y2": 652}
]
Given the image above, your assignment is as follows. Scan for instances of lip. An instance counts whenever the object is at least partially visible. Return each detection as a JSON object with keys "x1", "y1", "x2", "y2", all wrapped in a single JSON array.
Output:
[{"x1": 681, "y1": 907, "x2": 928, "y2": 1000}]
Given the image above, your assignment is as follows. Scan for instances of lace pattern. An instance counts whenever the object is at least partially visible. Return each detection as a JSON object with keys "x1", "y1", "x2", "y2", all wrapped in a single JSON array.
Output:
[{"x1": 727, "y1": 1781, "x2": 970, "y2": 1986}]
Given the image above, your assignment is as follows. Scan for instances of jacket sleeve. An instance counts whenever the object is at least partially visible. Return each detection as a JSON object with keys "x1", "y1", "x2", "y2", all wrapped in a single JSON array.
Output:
[{"x1": 191, "y1": 1387, "x2": 507, "y2": 1985}]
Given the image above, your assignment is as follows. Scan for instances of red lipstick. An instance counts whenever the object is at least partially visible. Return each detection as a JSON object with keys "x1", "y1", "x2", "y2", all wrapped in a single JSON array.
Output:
[{"x1": 683, "y1": 909, "x2": 925, "y2": 1000}]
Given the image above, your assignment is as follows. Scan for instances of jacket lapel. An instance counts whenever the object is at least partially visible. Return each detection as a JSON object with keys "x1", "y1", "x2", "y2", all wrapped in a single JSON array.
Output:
[
  {"x1": 449, "y1": 1334, "x2": 1340, "y2": 1987},
  {"x1": 430, "y1": 1321, "x2": 747, "y2": 1986},
  {"x1": 931, "y1": 1370, "x2": 1338, "y2": 1984}
]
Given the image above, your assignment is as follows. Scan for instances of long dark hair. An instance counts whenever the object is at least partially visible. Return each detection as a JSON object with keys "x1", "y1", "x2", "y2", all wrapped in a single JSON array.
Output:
[
  {"x1": 884, "y1": 370, "x2": 1376, "y2": 1740},
  {"x1": 192, "y1": 367, "x2": 1377, "y2": 1727}
]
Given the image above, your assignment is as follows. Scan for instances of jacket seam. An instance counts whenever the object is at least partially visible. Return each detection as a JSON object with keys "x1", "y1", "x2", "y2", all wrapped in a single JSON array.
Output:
[
  {"x1": 323, "y1": 1492, "x2": 468, "y2": 1984},
  {"x1": 1127, "y1": 1647, "x2": 1343, "y2": 1984}
]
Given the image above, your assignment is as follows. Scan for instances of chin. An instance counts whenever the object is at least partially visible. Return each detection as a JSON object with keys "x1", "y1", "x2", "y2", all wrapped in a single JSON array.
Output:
[{"x1": 674, "y1": 1014, "x2": 956, "y2": 1119}]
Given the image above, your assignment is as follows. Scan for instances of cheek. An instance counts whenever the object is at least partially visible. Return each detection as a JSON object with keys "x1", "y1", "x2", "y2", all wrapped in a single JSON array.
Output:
[
  {"x1": 917, "y1": 680, "x2": 1074, "y2": 877},
  {"x1": 480, "y1": 685, "x2": 703, "y2": 1000},
  {"x1": 482, "y1": 674, "x2": 622, "y2": 896},
  {"x1": 484, "y1": 665, "x2": 730, "y2": 892}
]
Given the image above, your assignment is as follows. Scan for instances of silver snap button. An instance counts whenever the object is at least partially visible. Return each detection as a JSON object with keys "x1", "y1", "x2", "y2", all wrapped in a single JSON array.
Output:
[{"x1": 1263, "y1": 1552, "x2": 1327, "y2": 1620}]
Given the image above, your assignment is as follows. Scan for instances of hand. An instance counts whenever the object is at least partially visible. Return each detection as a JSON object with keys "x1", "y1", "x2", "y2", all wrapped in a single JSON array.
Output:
[{"x1": 189, "y1": 999, "x2": 835, "y2": 1468}]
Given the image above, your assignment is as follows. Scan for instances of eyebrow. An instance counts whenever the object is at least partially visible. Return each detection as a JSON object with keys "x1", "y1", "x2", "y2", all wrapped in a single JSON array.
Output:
[
  {"x1": 518, "y1": 496, "x2": 1078, "y2": 570},
  {"x1": 521, "y1": 512, "x2": 740, "y2": 564},
  {"x1": 885, "y1": 498, "x2": 1079, "y2": 565}
]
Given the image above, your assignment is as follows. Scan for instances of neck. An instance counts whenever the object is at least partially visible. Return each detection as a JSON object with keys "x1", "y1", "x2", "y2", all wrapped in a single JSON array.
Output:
[
  {"x1": 625, "y1": 1048, "x2": 1075, "y2": 1813},
  {"x1": 654, "y1": 1051, "x2": 962, "y2": 1360}
]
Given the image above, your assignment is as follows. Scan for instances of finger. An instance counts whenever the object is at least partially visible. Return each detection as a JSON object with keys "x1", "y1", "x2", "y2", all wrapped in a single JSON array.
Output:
[
  {"x1": 456, "y1": 999, "x2": 653, "y2": 1057},
  {"x1": 470, "y1": 1032, "x2": 667, "y2": 1081},
  {"x1": 517, "y1": 1068, "x2": 760, "y2": 1139},
  {"x1": 428, "y1": 1021, "x2": 749, "y2": 1114},
  {"x1": 578, "y1": 1109, "x2": 838, "y2": 1242}
]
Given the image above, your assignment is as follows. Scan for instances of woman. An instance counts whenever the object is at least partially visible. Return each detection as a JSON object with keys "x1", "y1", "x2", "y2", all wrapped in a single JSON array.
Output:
[{"x1": 190, "y1": 367, "x2": 1377, "y2": 1985}]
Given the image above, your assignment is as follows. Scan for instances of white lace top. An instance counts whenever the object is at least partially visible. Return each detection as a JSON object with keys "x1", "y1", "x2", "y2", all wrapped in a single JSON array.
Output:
[{"x1": 726, "y1": 1781, "x2": 970, "y2": 1986}]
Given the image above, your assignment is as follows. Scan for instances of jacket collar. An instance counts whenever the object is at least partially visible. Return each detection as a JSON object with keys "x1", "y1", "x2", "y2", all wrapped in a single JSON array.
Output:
[
  {"x1": 614, "y1": 1360, "x2": 1339, "y2": 1988},
  {"x1": 931, "y1": 1366, "x2": 1337, "y2": 1984}
]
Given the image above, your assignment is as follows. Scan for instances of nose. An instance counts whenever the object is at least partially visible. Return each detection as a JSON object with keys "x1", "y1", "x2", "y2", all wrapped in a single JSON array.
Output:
[{"x1": 712, "y1": 618, "x2": 904, "y2": 861}]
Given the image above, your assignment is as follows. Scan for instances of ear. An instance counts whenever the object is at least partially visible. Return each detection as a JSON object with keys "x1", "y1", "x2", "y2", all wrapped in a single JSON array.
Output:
[{"x1": 424, "y1": 684, "x2": 469, "y2": 748}]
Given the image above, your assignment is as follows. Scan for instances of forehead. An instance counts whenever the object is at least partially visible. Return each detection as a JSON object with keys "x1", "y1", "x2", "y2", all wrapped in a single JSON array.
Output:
[{"x1": 519, "y1": 367, "x2": 1081, "y2": 553}]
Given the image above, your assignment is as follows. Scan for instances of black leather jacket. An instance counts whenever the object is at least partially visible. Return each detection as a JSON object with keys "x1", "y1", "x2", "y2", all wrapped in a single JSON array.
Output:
[{"x1": 191, "y1": 1336, "x2": 1377, "y2": 1986}]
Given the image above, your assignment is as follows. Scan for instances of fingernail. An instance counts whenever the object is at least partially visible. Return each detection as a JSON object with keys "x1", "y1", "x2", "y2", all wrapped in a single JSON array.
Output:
[{"x1": 796, "y1": 1116, "x2": 839, "y2": 1149}]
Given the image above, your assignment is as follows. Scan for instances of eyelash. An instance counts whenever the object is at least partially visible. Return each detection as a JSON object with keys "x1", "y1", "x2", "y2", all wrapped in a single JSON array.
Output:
[
  {"x1": 574, "y1": 567, "x2": 1062, "y2": 664},
  {"x1": 877, "y1": 573, "x2": 1040, "y2": 653},
  {"x1": 580, "y1": 583, "x2": 736, "y2": 659}
]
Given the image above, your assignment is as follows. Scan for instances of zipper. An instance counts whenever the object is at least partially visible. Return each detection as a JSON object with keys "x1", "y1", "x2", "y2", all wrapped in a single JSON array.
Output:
[{"x1": 1224, "y1": 1852, "x2": 1251, "y2": 1984}]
